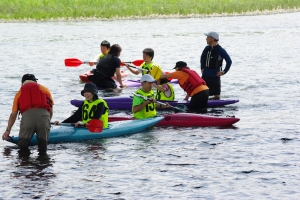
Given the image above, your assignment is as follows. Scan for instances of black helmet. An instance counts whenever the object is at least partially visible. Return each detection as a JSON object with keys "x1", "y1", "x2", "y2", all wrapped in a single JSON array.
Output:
[{"x1": 81, "y1": 83, "x2": 98, "y2": 96}]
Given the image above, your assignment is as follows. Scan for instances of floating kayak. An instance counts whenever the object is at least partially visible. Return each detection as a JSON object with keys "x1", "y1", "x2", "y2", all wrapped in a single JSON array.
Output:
[
  {"x1": 79, "y1": 70, "x2": 129, "y2": 82},
  {"x1": 108, "y1": 113, "x2": 240, "y2": 127},
  {"x1": 70, "y1": 97, "x2": 239, "y2": 109},
  {"x1": 6, "y1": 117, "x2": 163, "y2": 146}
]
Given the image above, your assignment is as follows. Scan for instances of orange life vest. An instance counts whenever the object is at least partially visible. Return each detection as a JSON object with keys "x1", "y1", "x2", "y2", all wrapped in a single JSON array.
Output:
[
  {"x1": 18, "y1": 82, "x2": 52, "y2": 114},
  {"x1": 179, "y1": 68, "x2": 206, "y2": 96}
]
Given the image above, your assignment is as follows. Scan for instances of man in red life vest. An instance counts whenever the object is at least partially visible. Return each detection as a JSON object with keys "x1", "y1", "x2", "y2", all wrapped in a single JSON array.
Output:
[
  {"x1": 2, "y1": 74, "x2": 54, "y2": 154},
  {"x1": 160, "y1": 61, "x2": 209, "y2": 113}
]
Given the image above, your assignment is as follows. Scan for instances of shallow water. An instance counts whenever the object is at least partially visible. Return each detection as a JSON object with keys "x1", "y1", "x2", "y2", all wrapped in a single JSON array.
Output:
[{"x1": 0, "y1": 12, "x2": 300, "y2": 199}]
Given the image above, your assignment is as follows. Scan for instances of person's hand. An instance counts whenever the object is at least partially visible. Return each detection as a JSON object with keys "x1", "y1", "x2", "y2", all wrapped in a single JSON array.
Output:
[
  {"x1": 217, "y1": 71, "x2": 225, "y2": 77},
  {"x1": 75, "y1": 121, "x2": 82, "y2": 127},
  {"x1": 164, "y1": 102, "x2": 170, "y2": 108},
  {"x1": 120, "y1": 84, "x2": 127, "y2": 89},
  {"x1": 2, "y1": 131, "x2": 10, "y2": 140},
  {"x1": 89, "y1": 62, "x2": 94, "y2": 66},
  {"x1": 52, "y1": 121, "x2": 59, "y2": 125}
]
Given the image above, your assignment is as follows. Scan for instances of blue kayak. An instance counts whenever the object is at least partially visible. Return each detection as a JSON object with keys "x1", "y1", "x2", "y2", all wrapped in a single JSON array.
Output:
[{"x1": 6, "y1": 117, "x2": 163, "y2": 146}]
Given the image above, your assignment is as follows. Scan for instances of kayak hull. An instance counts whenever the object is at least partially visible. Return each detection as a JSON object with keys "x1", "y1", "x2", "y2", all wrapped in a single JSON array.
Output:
[
  {"x1": 108, "y1": 113, "x2": 240, "y2": 127},
  {"x1": 70, "y1": 97, "x2": 239, "y2": 109},
  {"x1": 6, "y1": 117, "x2": 163, "y2": 146},
  {"x1": 79, "y1": 70, "x2": 129, "y2": 82}
]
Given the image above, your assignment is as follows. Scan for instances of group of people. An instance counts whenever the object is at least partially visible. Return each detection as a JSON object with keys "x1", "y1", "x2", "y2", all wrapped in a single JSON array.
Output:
[{"x1": 2, "y1": 31, "x2": 232, "y2": 154}]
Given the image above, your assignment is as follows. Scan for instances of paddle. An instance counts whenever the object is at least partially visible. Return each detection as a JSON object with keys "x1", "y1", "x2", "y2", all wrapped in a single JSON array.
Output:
[
  {"x1": 65, "y1": 58, "x2": 143, "y2": 67},
  {"x1": 51, "y1": 119, "x2": 103, "y2": 133},
  {"x1": 120, "y1": 60, "x2": 144, "y2": 66},
  {"x1": 127, "y1": 65, "x2": 162, "y2": 80},
  {"x1": 132, "y1": 92, "x2": 187, "y2": 112}
]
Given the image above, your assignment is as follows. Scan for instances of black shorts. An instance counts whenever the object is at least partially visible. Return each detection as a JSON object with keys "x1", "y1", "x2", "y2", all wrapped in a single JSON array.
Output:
[
  {"x1": 202, "y1": 76, "x2": 221, "y2": 96},
  {"x1": 188, "y1": 89, "x2": 209, "y2": 113},
  {"x1": 87, "y1": 75, "x2": 117, "y2": 89}
]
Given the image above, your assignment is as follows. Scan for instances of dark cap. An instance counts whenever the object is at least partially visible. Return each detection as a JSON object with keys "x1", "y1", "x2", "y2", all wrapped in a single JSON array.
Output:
[
  {"x1": 22, "y1": 74, "x2": 38, "y2": 83},
  {"x1": 81, "y1": 82, "x2": 98, "y2": 96},
  {"x1": 173, "y1": 61, "x2": 188, "y2": 69}
]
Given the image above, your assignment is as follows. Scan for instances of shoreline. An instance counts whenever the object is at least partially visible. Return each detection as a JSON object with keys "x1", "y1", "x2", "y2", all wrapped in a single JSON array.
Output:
[{"x1": 1, "y1": 8, "x2": 299, "y2": 23}]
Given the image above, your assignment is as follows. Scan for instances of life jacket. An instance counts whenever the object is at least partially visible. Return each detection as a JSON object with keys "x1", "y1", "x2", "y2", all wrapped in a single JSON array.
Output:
[
  {"x1": 179, "y1": 68, "x2": 206, "y2": 96},
  {"x1": 82, "y1": 99, "x2": 109, "y2": 128},
  {"x1": 203, "y1": 44, "x2": 223, "y2": 69},
  {"x1": 18, "y1": 82, "x2": 52, "y2": 114},
  {"x1": 155, "y1": 83, "x2": 175, "y2": 101},
  {"x1": 133, "y1": 89, "x2": 156, "y2": 119},
  {"x1": 140, "y1": 62, "x2": 160, "y2": 75},
  {"x1": 95, "y1": 54, "x2": 115, "y2": 77}
]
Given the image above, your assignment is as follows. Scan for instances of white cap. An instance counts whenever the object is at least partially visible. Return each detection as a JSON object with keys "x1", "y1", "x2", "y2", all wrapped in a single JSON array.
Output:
[
  {"x1": 204, "y1": 31, "x2": 219, "y2": 41},
  {"x1": 140, "y1": 74, "x2": 156, "y2": 82}
]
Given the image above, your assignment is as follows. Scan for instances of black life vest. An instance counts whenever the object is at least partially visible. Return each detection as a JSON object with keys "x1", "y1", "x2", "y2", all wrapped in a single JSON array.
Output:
[
  {"x1": 203, "y1": 44, "x2": 223, "y2": 69},
  {"x1": 95, "y1": 54, "x2": 116, "y2": 77}
]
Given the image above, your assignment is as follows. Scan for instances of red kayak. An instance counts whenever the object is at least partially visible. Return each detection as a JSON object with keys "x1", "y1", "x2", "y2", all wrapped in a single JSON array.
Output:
[
  {"x1": 108, "y1": 113, "x2": 240, "y2": 127},
  {"x1": 79, "y1": 70, "x2": 129, "y2": 82}
]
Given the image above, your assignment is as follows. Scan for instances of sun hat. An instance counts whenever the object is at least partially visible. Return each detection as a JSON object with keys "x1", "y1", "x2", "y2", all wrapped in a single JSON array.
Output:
[
  {"x1": 81, "y1": 82, "x2": 98, "y2": 96},
  {"x1": 204, "y1": 31, "x2": 219, "y2": 41},
  {"x1": 173, "y1": 61, "x2": 188, "y2": 69},
  {"x1": 140, "y1": 74, "x2": 156, "y2": 83},
  {"x1": 21, "y1": 74, "x2": 38, "y2": 83}
]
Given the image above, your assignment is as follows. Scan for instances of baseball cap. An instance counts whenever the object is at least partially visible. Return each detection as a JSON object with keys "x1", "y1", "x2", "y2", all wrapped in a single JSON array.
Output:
[
  {"x1": 140, "y1": 74, "x2": 156, "y2": 83},
  {"x1": 204, "y1": 31, "x2": 219, "y2": 41},
  {"x1": 21, "y1": 74, "x2": 38, "y2": 83},
  {"x1": 173, "y1": 61, "x2": 188, "y2": 69}
]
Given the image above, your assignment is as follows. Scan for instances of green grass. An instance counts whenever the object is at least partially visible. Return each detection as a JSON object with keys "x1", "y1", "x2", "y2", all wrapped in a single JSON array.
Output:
[{"x1": 1, "y1": 0, "x2": 300, "y2": 21}]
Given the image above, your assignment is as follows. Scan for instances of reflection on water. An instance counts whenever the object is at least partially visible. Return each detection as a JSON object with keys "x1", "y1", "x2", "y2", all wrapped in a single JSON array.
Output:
[{"x1": 2, "y1": 147, "x2": 55, "y2": 199}]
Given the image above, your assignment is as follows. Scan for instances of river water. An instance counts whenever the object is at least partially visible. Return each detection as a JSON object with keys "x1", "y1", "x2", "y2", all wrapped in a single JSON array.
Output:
[{"x1": 0, "y1": 12, "x2": 299, "y2": 199}]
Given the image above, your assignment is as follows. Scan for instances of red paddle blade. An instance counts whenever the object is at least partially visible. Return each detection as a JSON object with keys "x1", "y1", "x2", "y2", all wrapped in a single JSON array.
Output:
[
  {"x1": 131, "y1": 60, "x2": 144, "y2": 66},
  {"x1": 86, "y1": 119, "x2": 103, "y2": 133},
  {"x1": 121, "y1": 59, "x2": 144, "y2": 66},
  {"x1": 65, "y1": 58, "x2": 84, "y2": 67},
  {"x1": 165, "y1": 71, "x2": 173, "y2": 81}
]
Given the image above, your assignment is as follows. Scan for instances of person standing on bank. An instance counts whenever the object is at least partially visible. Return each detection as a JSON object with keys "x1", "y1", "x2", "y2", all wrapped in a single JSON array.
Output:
[
  {"x1": 200, "y1": 31, "x2": 232, "y2": 100},
  {"x1": 2, "y1": 74, "x2": 54, "y2": 154},
  {"x1": 160, "y1": 61, "x2": 209, "y2": 113},
  {"x1": 87, "y1": 44, "x2": 126, "y2": 91}
]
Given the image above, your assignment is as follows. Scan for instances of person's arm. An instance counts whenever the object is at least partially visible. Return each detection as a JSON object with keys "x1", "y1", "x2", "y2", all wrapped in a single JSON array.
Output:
[
  {"x1": 54, "y1": 104, "x2": 83, "y2": 124},
  {"x1": 184, "y1": 94, "x2": 190, "y2": 101},
  {"x1": 125, "y1": 64, "x2": 140, "y2": 75},
  {"x1": 2, "y1": 111, "x2": 18, "y2": 140},
  {"x1": 217, "y1": 48, "x2": 232, "y2": 76},
  {"x1": 152, "y1": 83, "x2": 166, "y2": 92},
  {"x1": 115, "y1": 68, "x2": 125, "y2": 87},
  {"x1": 133, "y1": 99, "x2": 155, "y2": 113},
  {"x1": 91, "y1": 103, "x2": 105, "y2": 120}
]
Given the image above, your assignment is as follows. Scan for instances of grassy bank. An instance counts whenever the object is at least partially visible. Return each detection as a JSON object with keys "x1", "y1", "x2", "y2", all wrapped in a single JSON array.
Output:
[{"x1": 1, "y1": 0, "x2": 300, "y2": 21}]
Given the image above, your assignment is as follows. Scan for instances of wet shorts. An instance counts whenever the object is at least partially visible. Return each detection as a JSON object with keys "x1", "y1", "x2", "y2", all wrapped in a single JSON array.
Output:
[{"x1": 202, "y1": 76, "x2": 221, "y2": 96}]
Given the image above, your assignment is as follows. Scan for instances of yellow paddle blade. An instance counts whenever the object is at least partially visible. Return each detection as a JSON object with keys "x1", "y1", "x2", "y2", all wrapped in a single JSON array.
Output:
[{"x1": 150, "y1": 66, "x2": 162, "y2": 80}]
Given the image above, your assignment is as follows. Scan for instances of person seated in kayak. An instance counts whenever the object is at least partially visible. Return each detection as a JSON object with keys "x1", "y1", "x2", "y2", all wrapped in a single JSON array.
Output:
[
  {"x1": 160, "y1": 61, "x2": 209, "y2": 113},
  {"x1": 152, "y1": 76, "x2": 175, "y2": 101},
  {"x1": 87, "y1": 44, "x2": 126, "y2": 91},
  {"x1": 53, "y1": 83, "x2": 109, "y2": 128},
  {"x1": 132, "y1": 74, "x2": 170, "y2": 119},
  {"x1": 89, "y1": 40, "x2": 110, "y2": 66},
  {"x1": 125, "y1": 48, "x2": 161, "y2": 78}
]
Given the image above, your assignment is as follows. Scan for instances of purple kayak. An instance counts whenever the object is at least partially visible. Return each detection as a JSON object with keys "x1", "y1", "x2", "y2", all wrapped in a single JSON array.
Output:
[{"x1": 70, "y1": 96, "x2": 239, "y2": 110}]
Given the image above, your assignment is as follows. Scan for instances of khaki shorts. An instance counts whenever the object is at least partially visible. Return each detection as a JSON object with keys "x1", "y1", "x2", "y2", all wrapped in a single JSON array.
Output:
[{"x1": 18, "y1": 108, "x2": 51, "y2": 150}]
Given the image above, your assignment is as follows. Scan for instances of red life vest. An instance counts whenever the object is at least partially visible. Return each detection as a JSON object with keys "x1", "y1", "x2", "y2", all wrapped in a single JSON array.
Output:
[
  {"x1": 18, "y1": 82, "x2": 52, "y2": 114},
  {"x1": 179, "y1": 68, "x2": 206, "y2": 96}
]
